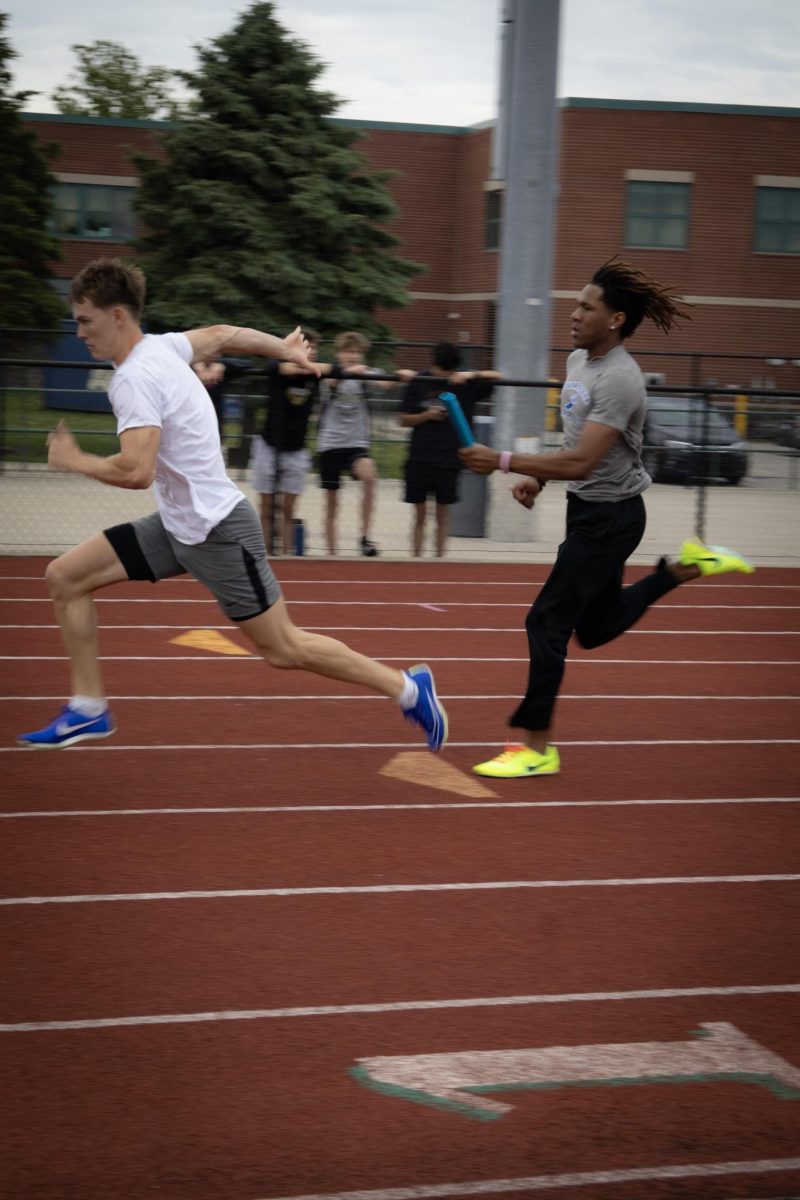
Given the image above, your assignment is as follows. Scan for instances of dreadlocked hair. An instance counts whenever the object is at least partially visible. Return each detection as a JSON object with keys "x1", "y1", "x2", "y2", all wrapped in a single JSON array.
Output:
[{"x1": 591, "y1": 258, "x2": 693, "y2": 339}]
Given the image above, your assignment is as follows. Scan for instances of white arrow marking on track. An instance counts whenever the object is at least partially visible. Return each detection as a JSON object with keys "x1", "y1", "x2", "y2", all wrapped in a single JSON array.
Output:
[{"x1": 352, "y1": 1022, "x2": 800, "y2": 1119}]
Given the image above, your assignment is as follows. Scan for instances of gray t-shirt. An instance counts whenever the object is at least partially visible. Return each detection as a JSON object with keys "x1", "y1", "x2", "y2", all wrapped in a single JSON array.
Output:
[
  {"x1": 316, "y1": 376, "x2": 373, "y2": 452},
  {"x1": 561, "y1": 345, "x2": 651, "y2": 501}
]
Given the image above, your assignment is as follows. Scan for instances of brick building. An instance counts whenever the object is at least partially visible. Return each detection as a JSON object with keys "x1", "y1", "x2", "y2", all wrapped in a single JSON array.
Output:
[{"x1": 23, "y1": 98, "x2": 800, "y2": 389}]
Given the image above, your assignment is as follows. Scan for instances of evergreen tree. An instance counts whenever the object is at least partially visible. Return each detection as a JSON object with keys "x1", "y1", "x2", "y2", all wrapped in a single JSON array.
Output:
[
  {"x1": 53, "y1": 40, "x2": 185, "y2": 122},
  {"x1": 0, "y1": 13, "x2": 64, "y2": 328},
  {"x1": 134, "y1": 2, "x2": 420, "y2": 339}
]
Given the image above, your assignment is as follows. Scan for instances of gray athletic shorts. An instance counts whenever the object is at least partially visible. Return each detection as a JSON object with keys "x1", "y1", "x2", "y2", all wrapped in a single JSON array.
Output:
[
  {"x1": 104, "y1": 499, "x2": 282, "y2": 622},
  {"x1": 249, "y1": 438, "x2": 310, "y2": 494}
]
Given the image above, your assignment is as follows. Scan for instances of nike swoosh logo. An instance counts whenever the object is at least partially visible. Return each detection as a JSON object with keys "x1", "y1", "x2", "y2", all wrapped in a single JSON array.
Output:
[{"x1": 55, "y1": 718, "x2": 102, "y2": 736}]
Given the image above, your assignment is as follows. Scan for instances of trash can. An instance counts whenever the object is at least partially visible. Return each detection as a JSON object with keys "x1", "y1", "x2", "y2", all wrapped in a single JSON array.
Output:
[{"x1": 450, "y1": 415, "x2": 494, "y2": 538}]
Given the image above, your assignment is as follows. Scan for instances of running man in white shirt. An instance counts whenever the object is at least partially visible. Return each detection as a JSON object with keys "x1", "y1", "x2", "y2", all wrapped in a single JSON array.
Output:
[{"x1": 17, "y1": 258, "x2": 446, "y2": 752}]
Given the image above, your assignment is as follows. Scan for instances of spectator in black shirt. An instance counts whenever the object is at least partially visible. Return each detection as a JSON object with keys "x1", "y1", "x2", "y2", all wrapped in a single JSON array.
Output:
[
  {"x1": 249, "y1": 329, "x2": 341, "y2": 553},
  {"x1": 193, "y1": 357, "x2": 252, "y2": 436},
  {"x1": 399, "y1": 342, "x2": 501, "y2": 556}
]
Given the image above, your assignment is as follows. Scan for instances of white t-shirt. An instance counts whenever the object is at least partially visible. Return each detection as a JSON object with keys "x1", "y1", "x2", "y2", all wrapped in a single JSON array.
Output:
[{"x1": 110, "y1": 333, "x2": 244, "y2": 544}]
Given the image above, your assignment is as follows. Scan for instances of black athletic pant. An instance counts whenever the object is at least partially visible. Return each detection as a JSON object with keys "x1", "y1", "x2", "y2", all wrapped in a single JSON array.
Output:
[{"x1": 509, "y1": 492, "x2": 680, "y2": 733}]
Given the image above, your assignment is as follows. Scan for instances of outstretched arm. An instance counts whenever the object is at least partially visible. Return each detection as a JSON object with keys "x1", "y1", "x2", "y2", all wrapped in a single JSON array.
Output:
[
  {"x1": 185, "y1": 325, "x2": 321, "y2": 376},
  {"x1": 448, "y1": 370, "x2": 503, "y2": 385},
  {"x1": 460, "y1": 420, "x2": 619, "y2": 481}
]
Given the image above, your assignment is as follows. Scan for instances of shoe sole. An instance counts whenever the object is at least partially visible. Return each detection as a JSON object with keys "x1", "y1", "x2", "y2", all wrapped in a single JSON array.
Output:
[
  {"x1": 426, "y1": 690, "x2": 448, "y2": 753},
  {"x1": 17, "y1": 728, "x2": 116, "y2": 749},
  {"x1": 473, "y1": 766, "x2": 560, "y2": 778}
]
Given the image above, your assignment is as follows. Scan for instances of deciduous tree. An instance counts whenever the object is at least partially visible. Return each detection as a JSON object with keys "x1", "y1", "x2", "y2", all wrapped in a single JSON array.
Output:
[{"x1": 53, "y1": 40, "x2": 183, "y2": 121}]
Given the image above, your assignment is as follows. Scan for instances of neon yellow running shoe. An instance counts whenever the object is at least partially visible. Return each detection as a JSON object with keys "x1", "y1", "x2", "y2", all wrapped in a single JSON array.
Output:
[
  {"x1": 473, "y1": 743, "x2": 560, "y2": 778},
  {"x1": 679, "y1": 539, "x2": 755, "y2": 577}
]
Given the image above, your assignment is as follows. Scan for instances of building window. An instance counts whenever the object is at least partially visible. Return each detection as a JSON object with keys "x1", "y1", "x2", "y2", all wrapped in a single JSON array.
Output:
[
  {"x1": 485, "y1": 189, "x2": 503, "y2": 251},
  {"x1": 754, "y1": 187, "x2": 800, "y2": 254},
  {"x1": 624, "y1": 181, "x2": 690, "y2": 249},
  {"x1": 49, "y1": 183, "x2": 135, "y2": 241}
]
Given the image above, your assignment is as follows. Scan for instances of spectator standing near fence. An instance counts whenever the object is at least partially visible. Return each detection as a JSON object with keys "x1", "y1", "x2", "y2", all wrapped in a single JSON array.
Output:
[
  {"x1": 16, "y1": 258, "x2": 447, "y2": 753},
  {"x1": 460, "y1": 257, "x2": 753, "y2": 779},
  {"x1": 248, "y1": 329, "x2": 342, "y2": 554},
  {"x1": 399, "y1": 341, "x2": 501, "y2": 557},
  {"x1": 316, "y1": 331, "x2": 411, "y2": 557},
  {"x1": 193, "y1": 357, "x2": 253, "y2": 440}
]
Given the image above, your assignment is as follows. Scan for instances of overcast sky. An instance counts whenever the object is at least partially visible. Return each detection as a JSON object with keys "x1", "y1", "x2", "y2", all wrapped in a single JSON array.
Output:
[{"x1": 5, "y1": 0, "x2": 799, "y2": 124}]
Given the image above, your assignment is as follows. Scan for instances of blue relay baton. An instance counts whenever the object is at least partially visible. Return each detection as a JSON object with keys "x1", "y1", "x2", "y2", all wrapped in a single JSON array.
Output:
[{"x1": 439, "y1": 391, "x2": 474, "y2": 447}]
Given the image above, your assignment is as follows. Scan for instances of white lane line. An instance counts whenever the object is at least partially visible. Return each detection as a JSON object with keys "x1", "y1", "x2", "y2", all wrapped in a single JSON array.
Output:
[
  {"x1": 257, "y1": 1158, "x2": 800, "y2": 1200},
  {"x1": 2, "y1": 797, "x2": 798, "y2": 820},
  {"x1": 2, "y1": 577, "x2": 798, "y2": 587},
  {"x1": 4, "y1": 737, "x2": 799, "y2": 755},
  {"x1": 2, "y1": 873, "x2": 798, "y2": 907},
  {"x1": 2, "y1": 627, "x2": 799, "y2": 636},
  {"x1": 3, "y1": 693, "x2": 799, "y2": 702},
  {"x1": 2, "y1": 983, "x2": 798, "y2": 1033},
  {"x1": 3, "y1": 656, "x2": 799, "y2": 664},
  {"x1": 290, "y1": 627, "x2": 800, "y2": 635},
  {"x1": 2, "y1": 601, "x2": 798, "y2": 609},
  {"x1": 4, "y1": 623, "x2": 800, "y2": 633}
]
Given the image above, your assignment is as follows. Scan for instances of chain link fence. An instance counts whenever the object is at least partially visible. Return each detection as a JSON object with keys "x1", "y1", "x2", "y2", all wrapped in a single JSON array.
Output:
[{"x1": 1, "y1": 338, "x2": 799, "y2": 561}]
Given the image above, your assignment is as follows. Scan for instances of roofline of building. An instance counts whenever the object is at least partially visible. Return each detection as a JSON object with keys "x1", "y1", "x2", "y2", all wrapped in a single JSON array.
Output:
[
  {"x1": 21, "y1": 111, "x2": 175, "y2": 130},
  {"x1": 559, "y1": 96, "x2": 800, "y2": 118},
  {"x1": 19, "y1": 110, "x2": 469, "y2": 134},
  {"x1": 20, "y1": 96, "x2": 800, "y2": 134}
]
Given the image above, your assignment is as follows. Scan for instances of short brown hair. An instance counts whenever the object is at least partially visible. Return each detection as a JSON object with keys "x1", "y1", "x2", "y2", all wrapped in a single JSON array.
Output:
[
  {"x1": 334, "y1": 331, "x2": 369, "y2": 354},
  {"x1": 69, "y1": 257, "x2": 147, "y2": 319}
]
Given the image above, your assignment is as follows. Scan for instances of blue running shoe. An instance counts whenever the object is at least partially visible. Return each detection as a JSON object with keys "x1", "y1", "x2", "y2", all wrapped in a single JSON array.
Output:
[
  {"x1": 402, "y1": 664, "x2": 448, "y2": 752},
  {"x1": 17, "y1": 705, "x2": 116, "y2": 749}
]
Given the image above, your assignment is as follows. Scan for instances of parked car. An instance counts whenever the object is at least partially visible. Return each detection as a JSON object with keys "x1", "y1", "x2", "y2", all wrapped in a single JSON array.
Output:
[
  {"x1": 643, "y1": 397, "x2": 750, "y2": 485},
  {"x1": 775, "y1": 412, "x2": 800, "y2": 451}
]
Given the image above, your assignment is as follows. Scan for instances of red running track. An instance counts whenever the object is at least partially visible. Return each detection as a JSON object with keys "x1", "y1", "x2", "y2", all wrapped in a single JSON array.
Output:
[{"x1": 1, "y1": 556, "x2": 799, "y2": 1200}]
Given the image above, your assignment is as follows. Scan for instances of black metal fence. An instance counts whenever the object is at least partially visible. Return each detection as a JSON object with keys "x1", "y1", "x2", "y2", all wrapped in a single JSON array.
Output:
[{"x1": 2, "y1": 353, "x2": 799, "y2": 546}]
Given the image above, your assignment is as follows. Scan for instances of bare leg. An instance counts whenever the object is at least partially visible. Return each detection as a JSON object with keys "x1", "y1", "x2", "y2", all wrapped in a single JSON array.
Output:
[
  {"x1": 434, "y1": 503, "x2": 449, "y2": 557},
  {"x1": 44, "y1": 533, "x2": 130, "y2": 698},
  {"x1": 282, "y1": 492, "x2": 298, "y2": 556},
  {"x1": 259, "y1": 493, "x2": 275, "y2": 554},
  {"x1": 239, "y1": 598, "x2": 404, "y2": 698},
  {"x1": 325, "y1": 490, "x2": 338, "y2": 556},
  {"x1": 412, "y1": 502, "x2": 427, "y2": 556},
  {"x1": 353, "y1": 457, "x2": 377, "y2": 539}
]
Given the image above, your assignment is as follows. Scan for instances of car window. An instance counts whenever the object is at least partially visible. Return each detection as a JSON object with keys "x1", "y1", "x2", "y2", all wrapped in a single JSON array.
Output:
[
  {"x1": 648, "y1": 406, "x2": 690, "y2": 428},
  {"x1": 648, "y1": 402, "x2": 734, "y2": 434}
]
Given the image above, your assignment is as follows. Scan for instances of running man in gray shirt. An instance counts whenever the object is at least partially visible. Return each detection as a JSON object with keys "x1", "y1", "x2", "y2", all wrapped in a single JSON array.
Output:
[{"x1": 460, "y1": 258, "x2": 754, "y2": 779}]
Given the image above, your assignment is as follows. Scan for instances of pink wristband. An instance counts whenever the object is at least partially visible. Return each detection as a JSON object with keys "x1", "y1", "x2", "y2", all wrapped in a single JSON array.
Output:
[{"x1": 499, "y1": 450, "x2": 512, "y2": 473}]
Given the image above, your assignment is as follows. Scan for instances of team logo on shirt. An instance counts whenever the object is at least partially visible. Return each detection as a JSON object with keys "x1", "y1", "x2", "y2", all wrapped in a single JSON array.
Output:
[{"x1": 561, "y1": 380, "x2": 591, "y2": 427}]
